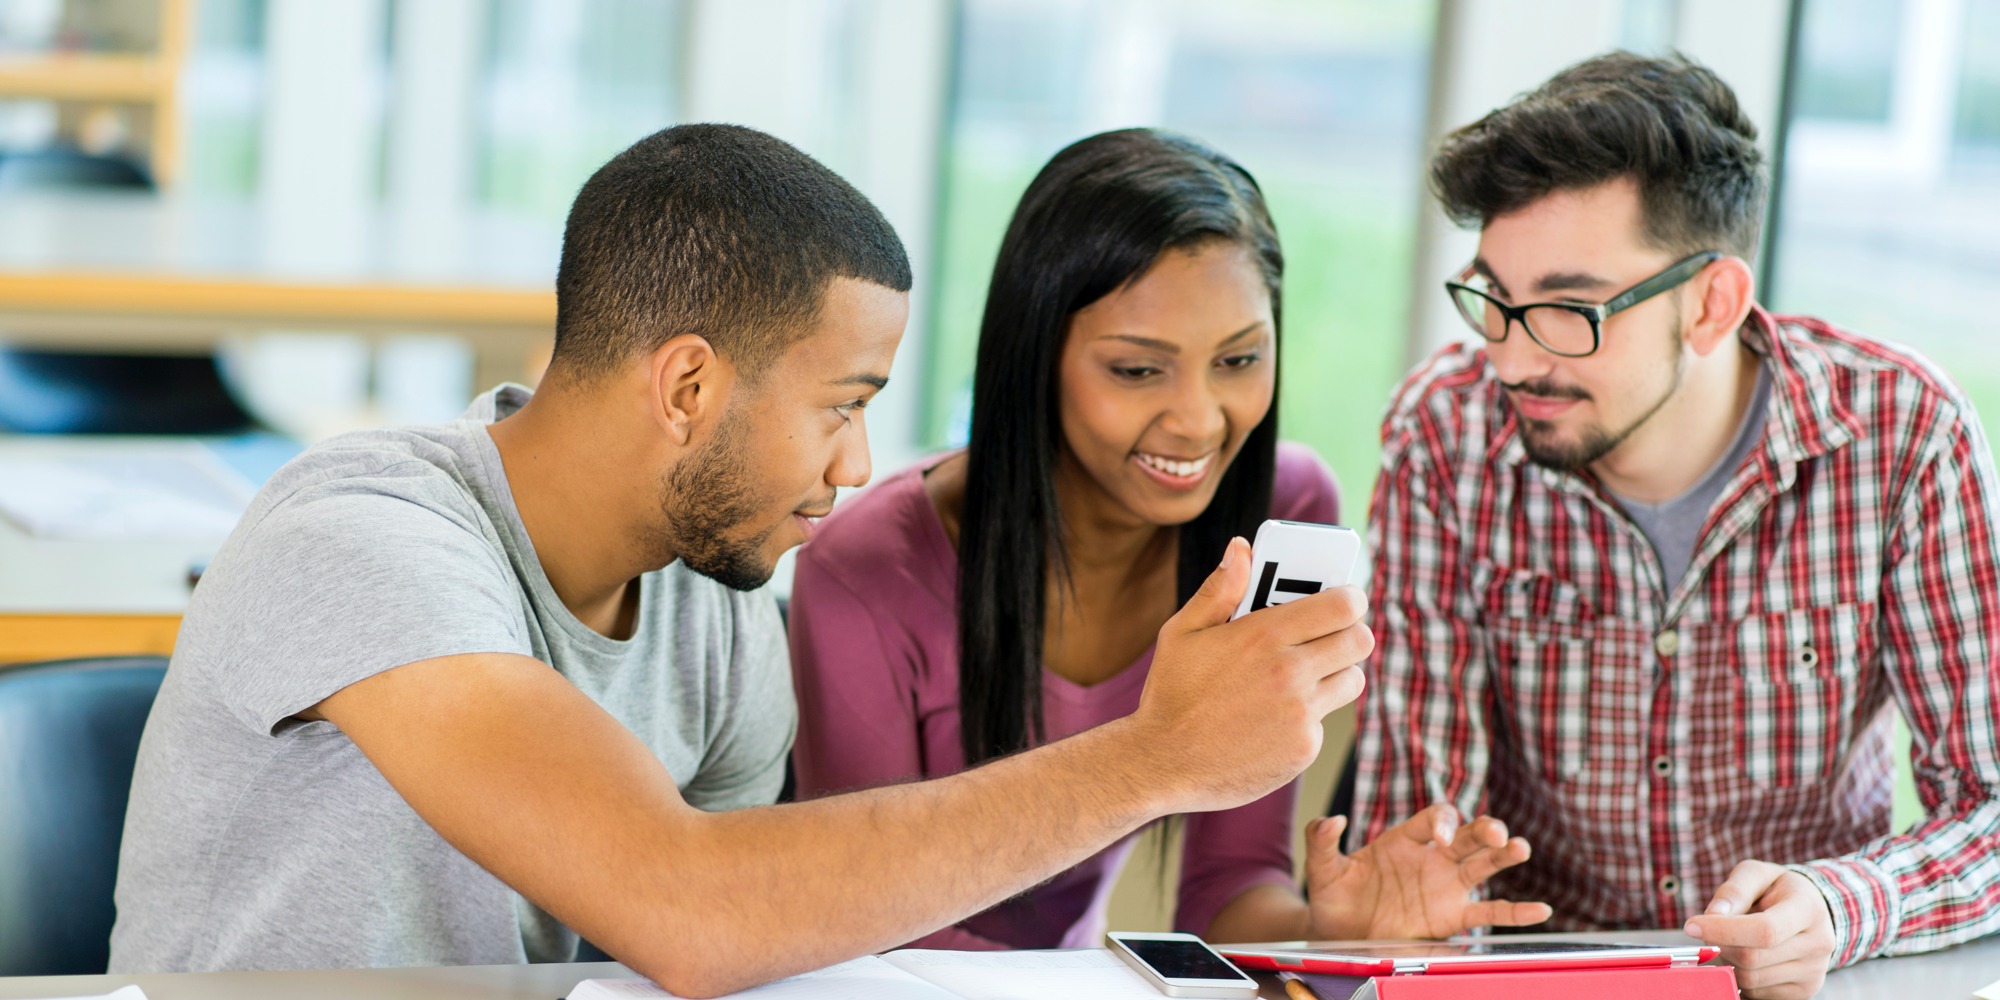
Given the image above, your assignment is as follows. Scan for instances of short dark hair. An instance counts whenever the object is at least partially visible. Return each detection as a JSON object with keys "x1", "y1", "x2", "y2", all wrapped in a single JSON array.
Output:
[
  {"x1": 550, "y1": 124, "x2": 912, "y2": 382},
  {"x1": 1431, "y1": 51, "x2": 1767, "y2": 260},
  {"x1": 956, "y1": 128, "x2": 1283, "y2": 766}
]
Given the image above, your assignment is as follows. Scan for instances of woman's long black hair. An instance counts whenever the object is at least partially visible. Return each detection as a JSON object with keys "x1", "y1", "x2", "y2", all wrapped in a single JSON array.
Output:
[{"x1": 956, "y1": 128, "x2": 1284, "y2": 767}]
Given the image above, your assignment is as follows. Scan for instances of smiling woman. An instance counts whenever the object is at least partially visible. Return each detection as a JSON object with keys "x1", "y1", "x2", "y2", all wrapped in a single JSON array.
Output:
[{"x1": 785, "y1": 128, "x2": 1339, "y2": 950}]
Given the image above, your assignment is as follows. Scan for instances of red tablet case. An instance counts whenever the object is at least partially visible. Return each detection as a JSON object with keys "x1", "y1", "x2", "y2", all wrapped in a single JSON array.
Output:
[{"x1": 1334, "y1": 966, "x2": 1738, "y2": 999}]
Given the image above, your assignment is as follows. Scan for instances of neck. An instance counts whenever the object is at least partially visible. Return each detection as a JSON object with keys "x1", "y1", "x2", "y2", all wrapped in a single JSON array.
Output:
[
  {"x1": 1050, "y1": 449, "x2": 1174, "y2": 592},
  {"x1": 485, "y1": 378, "x2": 667, "y2": 637},
  {"x1": 1591, "y1": 337, "x2": 1760, "y2": 503}
]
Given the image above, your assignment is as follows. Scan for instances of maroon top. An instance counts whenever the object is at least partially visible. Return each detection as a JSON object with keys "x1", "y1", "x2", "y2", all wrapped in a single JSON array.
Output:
[{"x1": 787, "y1": 442, "x2": 1341, "y2": 949}]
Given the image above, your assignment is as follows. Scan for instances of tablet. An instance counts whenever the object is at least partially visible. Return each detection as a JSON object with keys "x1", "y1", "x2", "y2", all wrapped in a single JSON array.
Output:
[{"x1": 1220, "y1": 940, "x2": 1719, "y2": 977}]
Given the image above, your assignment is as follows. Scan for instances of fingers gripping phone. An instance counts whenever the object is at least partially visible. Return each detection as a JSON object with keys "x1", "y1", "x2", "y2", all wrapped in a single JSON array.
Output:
[
  {"x1": 1107, "y1": 932, "x2": 1259, "y2": 998},
  {"x1": 1230, "y1": 519, "x2": 1361, "y2": 621}
]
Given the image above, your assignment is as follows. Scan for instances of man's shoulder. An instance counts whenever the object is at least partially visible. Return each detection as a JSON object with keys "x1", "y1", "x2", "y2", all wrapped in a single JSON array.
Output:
[
  {"x1": 1772, "y1": 314, "x2": 1981, "y2": 453},
  {"x1": 240, "y1": 422, "x2": 497, "y2": 543},
  {"x1": 1380, "y1": 341, "x2": 1507, "y2": 468},
  {"x1": 1776, "y1": 315, "x2": 1970, "y2": 409}
]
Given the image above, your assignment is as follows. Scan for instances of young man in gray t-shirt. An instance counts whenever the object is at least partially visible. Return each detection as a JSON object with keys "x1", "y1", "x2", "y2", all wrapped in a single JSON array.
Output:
[{"x1": 111, "y1": 125, "x2": 1523, "y2": 995}]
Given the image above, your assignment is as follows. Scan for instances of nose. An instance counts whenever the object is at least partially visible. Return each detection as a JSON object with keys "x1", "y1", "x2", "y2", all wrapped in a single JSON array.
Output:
[
  {"x1": 1157, "y1": 371, "x2": 1228, "y2": 450},
  {"x1": 828, "y1": 410, "x2": 872, "y2": 490},
  {"x1": 1482, "y1": 320, "x2": 1557, "y2": 386}
]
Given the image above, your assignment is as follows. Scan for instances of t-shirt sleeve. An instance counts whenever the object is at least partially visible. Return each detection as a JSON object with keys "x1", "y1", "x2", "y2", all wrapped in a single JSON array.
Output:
[
  {"x1": 1273, "y1": 442, "x2": 1342, "y2": 525},
  {"x1": 680, "y1": 588, "x2": 797, "y2": 812},
  {"x1": 200, "y1": 484, "x2": 533, "y2": 737}
]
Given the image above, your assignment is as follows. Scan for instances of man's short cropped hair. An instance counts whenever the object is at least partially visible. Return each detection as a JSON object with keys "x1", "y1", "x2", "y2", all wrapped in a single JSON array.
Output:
[
  {"x1": 551, "y1": 123, "x2": 912, "y2": 382},
  {"x1": 1431, "y1": 51, "x2": 1767, "y2": 261}
]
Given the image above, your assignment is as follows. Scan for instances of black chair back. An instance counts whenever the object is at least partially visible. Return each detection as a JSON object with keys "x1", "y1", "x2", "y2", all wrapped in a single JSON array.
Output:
[{"x1": 0, "y1": 656, "x2": 168, "y2": 975}]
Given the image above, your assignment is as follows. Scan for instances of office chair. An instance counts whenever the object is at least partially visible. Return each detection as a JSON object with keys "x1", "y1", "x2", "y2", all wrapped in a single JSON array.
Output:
[
  {"x1": 0, "y1": 656, "x2": 168, "y2": 975},
  {"x1": 0, "y1": 148, "x2": 256, "y2": 434}
]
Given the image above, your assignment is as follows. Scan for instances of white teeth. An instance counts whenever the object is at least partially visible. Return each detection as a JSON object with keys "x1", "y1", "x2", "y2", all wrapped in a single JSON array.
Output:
[{"x1": 1136, "y1": 452, "x2": 1213, "y2": 479}]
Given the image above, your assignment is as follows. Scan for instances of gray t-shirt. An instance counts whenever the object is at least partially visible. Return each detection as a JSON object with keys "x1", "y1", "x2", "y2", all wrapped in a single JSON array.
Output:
[
  {"x1": 1611, "y1": 364, "x2": 1772, "y2": 588},
  {"x1": 109, "y1": 384, "x2": 795, "y2": 973}
]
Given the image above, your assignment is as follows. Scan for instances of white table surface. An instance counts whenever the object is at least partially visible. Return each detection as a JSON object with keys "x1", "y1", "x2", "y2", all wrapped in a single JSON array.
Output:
[{"x1": 1, "y1": 932, "x2": 1995, "y2": 999}]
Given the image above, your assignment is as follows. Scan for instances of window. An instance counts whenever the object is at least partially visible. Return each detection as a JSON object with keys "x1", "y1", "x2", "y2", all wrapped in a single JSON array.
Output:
[{"x1": 1768, "y1": 0, "x2": 2000, "y2": 428}]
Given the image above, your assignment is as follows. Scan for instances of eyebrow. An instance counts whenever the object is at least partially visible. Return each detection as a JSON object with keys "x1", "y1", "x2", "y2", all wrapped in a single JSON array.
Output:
[
  {"x1": 1104, "y1": 322, "x2": 1266, "y2": 354},
  {"x1": 829, "y1": 373, "x2": 889, "y2": 390},
  {"x1": 1471, "y1": 258, "x2": 1616, "y2": 300}
]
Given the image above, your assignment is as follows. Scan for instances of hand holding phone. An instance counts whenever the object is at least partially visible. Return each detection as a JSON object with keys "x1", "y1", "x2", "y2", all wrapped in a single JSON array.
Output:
[{"x1": 1231, "y1": 519, "x2": 1361, "y2": 620}]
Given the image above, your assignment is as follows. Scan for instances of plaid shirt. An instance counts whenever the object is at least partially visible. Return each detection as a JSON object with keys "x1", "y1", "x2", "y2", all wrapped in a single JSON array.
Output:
[{"x1": 1351, "y1": 308, "x2": 2000, "y2": 968}]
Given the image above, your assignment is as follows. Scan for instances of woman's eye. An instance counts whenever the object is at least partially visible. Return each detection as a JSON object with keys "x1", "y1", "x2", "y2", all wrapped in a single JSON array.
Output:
[
  {"x1": 1218, "y1": 352, "x2": 1261, "y2": 370},
  {"x1": 1110, "y1": 365, "x2": 1162, "y2": 381}
]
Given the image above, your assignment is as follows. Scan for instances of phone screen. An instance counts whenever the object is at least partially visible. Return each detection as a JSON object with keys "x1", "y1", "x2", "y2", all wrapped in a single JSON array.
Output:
[{"x1": 1123, "y1": 939, "x2": 1255, "y2": 982}]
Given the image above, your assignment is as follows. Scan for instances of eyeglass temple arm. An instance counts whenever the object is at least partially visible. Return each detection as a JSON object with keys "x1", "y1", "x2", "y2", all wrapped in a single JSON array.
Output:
[{"x1": 1601, "y1": 251, "x2": 1723, "y2": 316}]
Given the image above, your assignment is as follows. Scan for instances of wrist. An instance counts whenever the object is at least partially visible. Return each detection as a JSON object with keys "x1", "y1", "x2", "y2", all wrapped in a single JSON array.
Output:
[{"x1": 1056, "y1": 720, "x2": 1176, "y2": 828}]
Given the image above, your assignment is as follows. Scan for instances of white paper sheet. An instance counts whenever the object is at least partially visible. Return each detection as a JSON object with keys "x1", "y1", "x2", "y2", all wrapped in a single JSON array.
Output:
[
  {"x1": 569, "y1": 957, "x2": 955, "y2": 1000},
  {"x1": 0, "y1": 446, "x2": 254, "y2": 540},
  {"x1": 12, "y1": 985, "x2": 149, "y2": 1000},
  {"x1": 882, "y1": 948, "x2": 1169, "y2": 1000}
]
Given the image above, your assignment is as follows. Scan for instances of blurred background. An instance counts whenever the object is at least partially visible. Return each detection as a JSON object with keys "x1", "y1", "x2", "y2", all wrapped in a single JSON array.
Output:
[{"x1": 0, "y1": 0, "x2": 1991, "y2": 936}]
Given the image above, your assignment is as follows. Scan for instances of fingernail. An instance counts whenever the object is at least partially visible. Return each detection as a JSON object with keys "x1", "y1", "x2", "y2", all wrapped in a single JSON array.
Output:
[
  {"x1": 1683, "y1": 921, "x2": 1702, "y2": 938},
  {"x1": 1707, "y1": 900, "x2": 1735, "y2": 915}
]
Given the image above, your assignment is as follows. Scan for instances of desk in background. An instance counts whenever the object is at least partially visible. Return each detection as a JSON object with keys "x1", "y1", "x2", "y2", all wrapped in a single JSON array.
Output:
[
  {"x1": 0, "y1": 190, "x2": 558, "y2": 391},
  {"x1": 1, "y1": 932, "x2": 1996, "y2": 999},
  {"x1": 0, "y1": 433, "x2": 296, "y2": 665}
]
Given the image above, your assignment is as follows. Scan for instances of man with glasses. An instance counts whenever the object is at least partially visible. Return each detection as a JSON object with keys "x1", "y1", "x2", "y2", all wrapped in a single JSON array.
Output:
[{"x1": 1351, "y1": 52, "x2": 2000, "y2": 999}]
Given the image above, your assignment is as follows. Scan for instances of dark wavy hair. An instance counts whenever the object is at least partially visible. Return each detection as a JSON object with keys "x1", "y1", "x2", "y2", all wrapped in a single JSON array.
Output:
[
  {"x1": 1430, "y1": 51, "x2": 1767, "y2": 260},
  {"x1": 956, "y1": 128, "x2": 1283, "y2": 766}
]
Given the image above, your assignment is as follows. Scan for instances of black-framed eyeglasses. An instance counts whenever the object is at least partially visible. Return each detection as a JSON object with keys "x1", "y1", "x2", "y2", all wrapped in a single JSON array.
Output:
[{"x1": 1443, "y1": 251, "x2": 1722, "y2": 358}]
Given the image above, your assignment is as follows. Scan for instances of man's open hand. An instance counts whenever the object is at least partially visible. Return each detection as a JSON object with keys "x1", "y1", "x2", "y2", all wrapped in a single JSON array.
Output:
[{"x1": 1305, "y1": 803, "x2": 1552, "y2": 940}]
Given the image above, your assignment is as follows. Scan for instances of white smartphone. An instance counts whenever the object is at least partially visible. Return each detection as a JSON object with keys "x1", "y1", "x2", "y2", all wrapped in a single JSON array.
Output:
[
  {"x1": 1231, "y1": 519, "x2": 1362, "y2": 620},
  {"x1": 1106, "y1": 932, "x2": 1260, "y2": 999}
]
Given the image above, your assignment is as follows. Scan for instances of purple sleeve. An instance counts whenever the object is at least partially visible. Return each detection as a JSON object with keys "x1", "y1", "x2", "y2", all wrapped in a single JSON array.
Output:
[
  {"x1": 786, "y1": 539, "x2": 1014, "y2": 951},
  {"x1": 786, "y1": 551, "x2": 926, "y2": 798},
  {"x1": 1273, "y1": 442, "x2": 1342, "y2": 526},
  {"x1": 1173, "y1": 781, "x2": 1304, "y2": 937},
  {"x1": 1173, "y1": 443, "x2": 1343, "y2": 936}
]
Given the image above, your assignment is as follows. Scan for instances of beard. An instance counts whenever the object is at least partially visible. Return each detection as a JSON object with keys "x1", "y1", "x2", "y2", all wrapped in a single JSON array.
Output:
[
  {"x1": 1515, "y1": 310, "x2": 1686, "y2": 473},
  {"x1": 659, "y1": 406, "x2": 781, "y2": 592}
]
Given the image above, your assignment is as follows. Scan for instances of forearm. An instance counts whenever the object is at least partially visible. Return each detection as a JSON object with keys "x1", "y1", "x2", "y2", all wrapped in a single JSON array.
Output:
[
  {"x1": 1203, "y1": 884, "x2": 1310, "y2": 945},
  {"x1": 1792, "y1": 797, "x2": 2000, "y2": 966},
  {"x1": 638, "y1": 717, "x2": 1174, "y2": 994}
]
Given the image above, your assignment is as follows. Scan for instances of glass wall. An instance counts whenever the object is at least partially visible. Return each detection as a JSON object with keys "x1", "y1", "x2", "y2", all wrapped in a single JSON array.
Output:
[
  {"x1": 1768, "y1": 0, "x2": 2000, "y2": 426},
  {"x1": 926, "y1": 0, "x2": 1438, "y2": 507}
]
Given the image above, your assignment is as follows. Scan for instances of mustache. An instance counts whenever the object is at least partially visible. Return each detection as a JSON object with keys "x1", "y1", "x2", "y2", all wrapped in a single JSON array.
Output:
[{"x1": 1501, "y1": 377, "x2": 1592, "y2": 402}]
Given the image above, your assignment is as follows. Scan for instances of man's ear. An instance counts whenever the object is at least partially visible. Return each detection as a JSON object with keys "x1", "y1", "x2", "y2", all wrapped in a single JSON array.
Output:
[
  {"x1": 1686, "y1": 255, "x2": 1756, "y2": 358},
  {"x1": 647, "y1": 334, "x2": 732, "y2": 446}
]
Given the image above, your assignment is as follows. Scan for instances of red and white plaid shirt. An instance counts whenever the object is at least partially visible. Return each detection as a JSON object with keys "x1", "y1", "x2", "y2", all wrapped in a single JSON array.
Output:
[{"x1": 1351, "y1": 308, "x2": 2000, "y2": 967}]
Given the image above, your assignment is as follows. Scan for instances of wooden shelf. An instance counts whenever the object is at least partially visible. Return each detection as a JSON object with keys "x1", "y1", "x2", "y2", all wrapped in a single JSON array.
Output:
[{"x1": 0, "y1": 53, "x2": 169, "y2": 103}]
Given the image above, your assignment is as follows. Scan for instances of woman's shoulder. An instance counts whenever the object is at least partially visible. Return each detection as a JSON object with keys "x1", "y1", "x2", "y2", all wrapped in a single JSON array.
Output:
[
  {"x1": 792, "y1": 455, "x2": 959, "y2": 603},
  {"x1": 1271, "y1": 441, "x2": 1340, "y2": 524}
]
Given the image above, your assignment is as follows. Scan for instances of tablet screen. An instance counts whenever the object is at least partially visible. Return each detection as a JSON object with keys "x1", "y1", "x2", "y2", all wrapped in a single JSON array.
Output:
[{"x1": 1308, "y1": 941, "x2": 1663, "y2": 961}]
